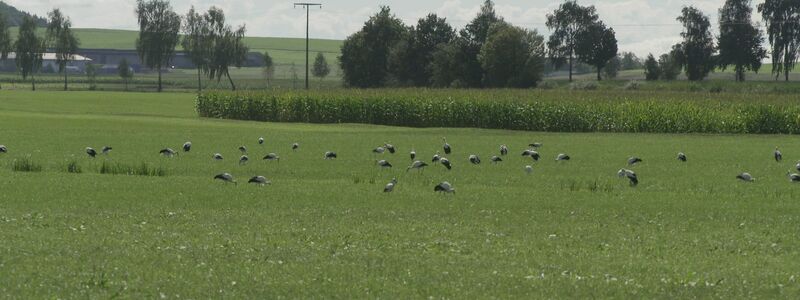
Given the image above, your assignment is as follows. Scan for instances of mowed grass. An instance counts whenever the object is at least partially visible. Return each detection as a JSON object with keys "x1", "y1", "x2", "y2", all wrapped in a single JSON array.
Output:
[{"x1": 1, "y1": 91, "x2": 800, "y2": 298}]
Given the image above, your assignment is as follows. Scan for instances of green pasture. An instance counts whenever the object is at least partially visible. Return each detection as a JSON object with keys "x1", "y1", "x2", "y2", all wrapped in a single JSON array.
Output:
[{"x1": 1, "y1": 90, "x2": 800, "y2": 298}]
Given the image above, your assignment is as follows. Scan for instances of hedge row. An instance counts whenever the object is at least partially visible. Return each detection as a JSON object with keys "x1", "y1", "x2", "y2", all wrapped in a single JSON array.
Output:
[{"x1": 196, "y1": 90, "x2": 800, "y2": 134}]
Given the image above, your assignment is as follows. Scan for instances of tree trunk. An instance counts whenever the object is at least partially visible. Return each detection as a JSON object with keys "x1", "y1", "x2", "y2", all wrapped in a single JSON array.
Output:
[
  {"x1": 197, "y1": 68, "x2": 202, "y2": 92},
  {"x1": 32, "y1": 75, "x2": 36, "y2": 91},
  {"x1": 227, "y1": 71, "x2": 236, "y2": 91},
  {"x1": 64, "y1": 67, "x2": 68, "y2": 91},
  {"x1": 158, "y1": 65, "x2": 163, "y2": 92},
  {"x1": 597, "y1": 67, "x2": 602, "y2": 81},
  {"x1": 568, "y1": 54, "x2": 573, "y2": 82}
]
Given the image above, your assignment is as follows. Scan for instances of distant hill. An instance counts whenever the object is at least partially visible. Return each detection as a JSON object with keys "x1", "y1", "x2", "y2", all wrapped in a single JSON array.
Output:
[{"x1": 0, "y1": 1, "x2": 47, "y2": 26}]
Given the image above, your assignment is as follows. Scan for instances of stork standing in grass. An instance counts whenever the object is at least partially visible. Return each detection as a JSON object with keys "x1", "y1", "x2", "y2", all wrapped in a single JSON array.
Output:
[
  {"x1": 500, "y1": 145, "x2": 508, "y2": 156},
  {"x1": 183, "y1": 142, "x2": 192, "y2": 152},
  {"x1": 491, "y1": 156, "x2": 502, "y2": 163},
  {"x1": 214, "y1": 173, "x2": 236, "y2": 184},
  {"x1": 373, "y1": 146, "x2": 385, "y2": 154},
  {"x1": 239, "y1": 155, "x2": 249, "y2": 165},
  {"x1": 324, "y1": 151, "x2": 337, "y2": 159},
  {"x1": 627, "y1": 157, "x2": 642, "y2": 166},
  {"x1": 434, "y1": 182, "x2": 455, "y2": 193},
  {"x1": 86, "y1": 147, "x2": 97, "y2": 158},
  {"x1": 239, "y1": 146, "x2": 248, "y2": 154},
  {"x1": 617, "y1": 169, "x2": 639, "y2": 186},
  {"x1": 775, "y1": 147, "x2": 783, "y2": 162},
  {"x1": 522, "y1": 149, "x2": 540, "y2": 161},
  {"x1": 263, "y1": 153, "x2": 280, "y2": 161},
  {"x1": 258, "y1": 137, "x2": 264, "y2": 145},
  {"x1": 441, "y1": 157, "x2": 452, "y2": 170},
  {"x1": 788, "y1": 172, "x2": 800, "y2": 183},
  {"x1": 469, "y1": 155, "x2": 481, "y2": 165},
  {"x1": 525, "y1": 165, "x2": 533, "y2": 175},
  {"x1": 213, "y1": 153, "x2": 224, "y2": 160},
  {"x1": 442, "y1": 138, "x2": 452, "y2": 154},
  {"x1": 0, "y1": 145, "x2": 6, "y2": 153},
  {"x1": 102, "y1": 146, "x2": 112, "y2": 155},
  {"x1": 410, "y1": 149, "x2": 416, "y2": 160},
  {"x1": 556, "y1": 153, "x2": 570, "y2": 161},
  {"x1": 384, "y1": 178, "x2": 397, "y2": 193},
  {"x1": 432, "y1": 152, "x2": 441, "y2": 164},
  {"x1": 377, "y1": 160, "x2": 392, "y2": 169},
  {"x1": 736, "y1": 173, "x2": 755, "y2": 182},
  {"x1": 384, "y1": 143, "x2": 396, "y2": 154},
  {"x1": 795, "y1": 161, "x2": 800, "y2": 172},
  {"x1": 292, "y1": 143, "x2": 299, "y2": 151},
  {"x1": 408, "y1": 160, "x2": 428, "y2": 172},
  {"x1": 248, "y1": 176, "x2": 271, "y2": 185},
  {"x1": 160, "y1": 148, "x2": 177, "y2": 157},
  {"x1": 529, "y1": 142, "x2": 543, "y2": 148},
  {"x1": 678, "y1": 152, "x2": 687, "y2": 162}
]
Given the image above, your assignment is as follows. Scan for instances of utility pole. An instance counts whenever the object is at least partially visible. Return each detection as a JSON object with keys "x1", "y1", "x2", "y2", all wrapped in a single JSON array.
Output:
[{"x1": 294, "y1": 2, "x2": 322, "y2": 90}]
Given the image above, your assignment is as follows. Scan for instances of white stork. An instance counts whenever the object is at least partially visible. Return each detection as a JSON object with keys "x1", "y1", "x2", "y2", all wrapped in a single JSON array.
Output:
[
  {"x1": 556, "y1": 153, "x2": 570, "y2": 161},
  {"x1": 736, "y1": 172, "x2": 755, "y2": 182},
  {"x1": 384, "y1": 143, "x2": 396, "y2": 154},
  {"x1": 440, "y1": 157, "x2": 452, "y2": 170},
  {"x1": 213, "y1": 153, "x2": 224, "y2": 160},
  {"x1": 373, "y1": 146, "x2": 386, "y2": 154},
  {"x1": 214, "y1": 173, "x2": 236, "y2": 184},
  {"x1": 525, "y1": 165, "x2": 533, "y2": 174},
  {"x1": 407, "y1": 160, "x2": 428, "y2": 172},
  {"x1": 434, "y1": 182, "x2": 455, "y2": 193},
  {"x1": 469, "y1": 154, "x2": 481, "y2": 165},
  {"x1": 239, "y1": 146, "x2": 248, "y2": 154},
  {"x1": 324, "y1": 151, "x2": 337, "y2": 159},
  {"x1": 160, "y1": 148, "x2": 177, "y2": 157},
  {"x1": 410, "y1": 149, "x2": 416, "y2": 160},
  {"x1": 627, "y1": 157, "x2": 643, "y2": 166},
  {"x1": 377, "y1": 160, "x2": 393, "y2": 168},
  {"x1": 183, "y1": 142, "x2": 192, "y2": 152},
  {"x1": 775, "y1": 147, "x2": 783, "y2": 162},
  {"x1": 788, "y1": 172, "x2": 800, "y2": 183},
  {"x1": 442, "y1": 137, "x2": 451, "y2": 154},
  {"x1": 678, "y1": 152, "x2": 687, "y2": 162},
  {"x1": 292, "y1": 143, "x2": 300, "y2": 151},
  {"x1": 490, "y1": 155, "x2": 502, "y2": 163},
  {"x1": 248, "y1": 176, "x2": 271, "y2": 185},
  {"x1": 258, "y1": 137, "x2": 265, "y2": 145},
  {"x1": 101, "y1": 146, "x2": 112, "y2": 155},
  {"x1": 617, "y1": 169, "x2": 639, "y2": 186},
  {"x1": 86, "y1": 147, "x2": 97, "y2": 158},
  {"x1": 239, "y1": 155, "x2": 249, "y2": 165},
  {"x1": 500, "y1": 145, "x2": 508, "y2": 156},
  {"x1": 263, "y1": 153, "x2": 280, "y2": 161},
  {"x1": 0, "y1": 145, "x2": 6, "y2": 153},
  {"x1": 529, "y1": 142, "x2": 543, "y2": 148},
  {"x1": 384, "y1": 178, "x2": 397, "y2": 193}
]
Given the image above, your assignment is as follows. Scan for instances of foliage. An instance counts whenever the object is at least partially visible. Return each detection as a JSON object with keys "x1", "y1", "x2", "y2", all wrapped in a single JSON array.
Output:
[
  {"x1": 135, "y1": 0, "x2": 181, "y2": 92},
  {"x1": 14, "y1": 16, "x2": 44, "y2": 91},
  {"x1": 181, "y1": 6, "x2": 212, "y2": 91},
  {"x1": 339, "y1": 6, "x2": 408, "y2": 88},
  {"x1": 99, "y1": 161, "x2": 166, "y2": 177},
  {"x1": 197, "y1": 89, "x2": 800, "y2": 134},
  {"x1": 757, "y1": 0, "x2": 800, "y2": 81},
  {"x1": 546, "y1": 1, "x2": 599, "y2": 81},
  {"x1": 619, "y1": 52, "x2": 642, "y2": 70},
  {"x1": 85, "y1": 63, "x2": 98, "y2": 90},
  {"x1": 117, "y1": 59, "x2": 134, "y2": 91},
  {"x1": 262, "y1": 51, "x2": 274, "y2": 87},
  {"x1": 454, "y1": 0, "x2": 504, "y2": 87},
  {"x1": 659, "y1": 51, "x2": 682, "y2": 81},
  {"x1": 479, "y1": 23, "x2": 545, "y2": 88},
  {"x1": 575, "y1": 22, "x2": 617, "y2": 80},
  {"x1": 643, "y1": 54, "x2": 660, "y2": 81},
  {"x1": 717, "y1": 0, "x2": 766, "y2": 82},
  {"x1": 428, "y1": 42, "x2": 461, "y2": 87},
  {"x1": 604, "y1": 55, "x2": 620, "y2": 79},
  {"x1": 205, "y1": 7, "x2": 249, "y2": 91},
  {"x1": 46, "y1": 9, "x2": 80, "y2": 91},
  {"x1": 11, "y1": 156, "x2": 42, "y2": 172},
  {"x1": 675, "y1": 6, "x2": 716, "y2": 81},
  {"x1": 0, "y1": 2, "x2": 46, "y2": 26},
  {"x1": 311, "y1": 52, "x2": 330, "y2": 81}
]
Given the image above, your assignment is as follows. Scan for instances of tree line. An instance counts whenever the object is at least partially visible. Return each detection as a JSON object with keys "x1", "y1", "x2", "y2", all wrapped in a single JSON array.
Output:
[
  {"x1": 0, "y1": 0, "x2": 252, "y2": 92},
  {"x1": 340, "y1": 0, "x2": 800, "y2": 87}
]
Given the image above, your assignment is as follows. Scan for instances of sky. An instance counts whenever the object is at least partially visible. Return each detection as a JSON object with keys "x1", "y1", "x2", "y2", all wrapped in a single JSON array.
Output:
[{"x1": 5, "y1": 0, "x2": 762, "y2": 57}]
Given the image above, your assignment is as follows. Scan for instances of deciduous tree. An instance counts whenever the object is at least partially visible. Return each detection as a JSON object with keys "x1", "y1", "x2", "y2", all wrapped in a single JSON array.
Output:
[
  {"x1": 46, "y1": 9, "x2": 79, "y2": 91},
  {"x1": 546, "y1": 1, "x2": 598, "y2": 82},
  {"x1": 758, "y1": 0, "x2": 800, "y2": 81},
  {"x1": 718, "y1": 0, "x2": 766, "y2": 82},
  {"x1": 575, "y1": 22, "x2": 617, "y2": 80},
  {"x1": 118, "y1": 58, "x2": 133, "y2": 91},
  {"x1": 0, "y1": 12, "x2": 12, "y2": 90},
  {"x1": 135, "y1": 0, "x2": 181, "y2": 92},
  {"x1": 312, "y1": 52, "x2": 330, "y2": 83},
  {"x1": 479, "y1": 23, "x2": 545, "y2": 88},
  {"x1": 14, "y1": 16, "x2": 44, "y2": 91},
  {"x1": 181, "y1": 6, "x2": 211, "y2": 91},
  {"x1": 675, "y1": 6, "x2": 715, "y2": 81}
]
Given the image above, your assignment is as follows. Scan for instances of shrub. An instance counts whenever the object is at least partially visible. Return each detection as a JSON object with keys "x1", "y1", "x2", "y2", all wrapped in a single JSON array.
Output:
[
  {"x1": 99, "y1": 161, "x2": 166, "y2": 177},
  {"x1": 12, "y1": 157, "x2": 42, "y2": 172},
  {"x1": 196, "y1": 90, "x2": 800, "y2": 134},
  {"x1": 65, "y1": 159, "x2": 82, "y2": 173}
]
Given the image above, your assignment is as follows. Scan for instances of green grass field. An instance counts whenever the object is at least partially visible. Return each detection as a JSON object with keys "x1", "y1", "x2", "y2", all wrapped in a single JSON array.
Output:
[{"x1": 1, "y1": 90, "x2": 800, "y2": 298}]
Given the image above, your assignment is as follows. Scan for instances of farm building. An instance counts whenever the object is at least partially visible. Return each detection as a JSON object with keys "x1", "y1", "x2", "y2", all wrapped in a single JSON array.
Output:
[{"x1": 0, "y1": 53, "x2": 93, "y2": 73}]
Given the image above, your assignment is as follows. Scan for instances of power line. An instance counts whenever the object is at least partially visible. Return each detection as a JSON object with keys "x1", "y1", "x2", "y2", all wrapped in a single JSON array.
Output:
[{"x1": 294, "y1": 2, "x2": 322, "y2": 90}]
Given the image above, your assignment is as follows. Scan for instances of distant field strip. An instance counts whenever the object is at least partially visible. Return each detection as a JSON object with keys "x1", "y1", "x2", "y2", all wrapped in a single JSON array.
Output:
[{"x1": 197, "y1": 89, "x2": 800, "y2": 134}]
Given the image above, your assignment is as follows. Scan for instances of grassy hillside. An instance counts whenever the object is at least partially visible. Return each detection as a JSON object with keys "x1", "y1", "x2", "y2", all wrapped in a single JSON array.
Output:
[
  {"x1": 2, "y1": 90, "x2": 800, "y2": 297},
  {"x1": 9, "y1": 27, "x2": 343, "y2": 66}
]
